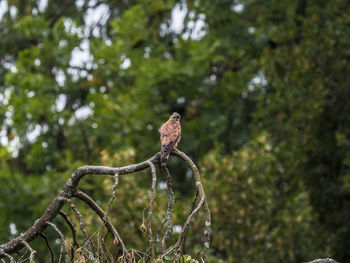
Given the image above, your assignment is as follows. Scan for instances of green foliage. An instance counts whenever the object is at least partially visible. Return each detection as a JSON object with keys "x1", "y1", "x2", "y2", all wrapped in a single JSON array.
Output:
[
  {"x1": 181, "y1": 255, "x2": 199, "y2": 263},
  {"x1": 1, "y1": 0, "x2": 350, "y2": 262},
  {"x1": 201, "y1": 135, "x2": 322, "y2": 262}
]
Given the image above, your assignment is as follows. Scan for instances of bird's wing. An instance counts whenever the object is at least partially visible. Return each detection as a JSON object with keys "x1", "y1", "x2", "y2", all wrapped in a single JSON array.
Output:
[
  {"x1": 160, "y1": 121, "x2": 179, "y2": 144},
  {"x1": 159, "y1": 121, "x2": 180, "y2": 165},
  {"x1": 174, "y1": 122, "x2": 181, "y2": 145}
]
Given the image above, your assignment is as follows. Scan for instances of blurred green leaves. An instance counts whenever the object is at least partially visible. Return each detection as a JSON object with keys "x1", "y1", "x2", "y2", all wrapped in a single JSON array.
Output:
[{"x1": 1, "y1": 0, "x2": 350, "y2": 262}]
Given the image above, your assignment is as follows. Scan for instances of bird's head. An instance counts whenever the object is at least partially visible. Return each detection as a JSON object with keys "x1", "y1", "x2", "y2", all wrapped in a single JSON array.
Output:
[{"x1": 169, "y1": 112, "x2": 181, "y2": 123}]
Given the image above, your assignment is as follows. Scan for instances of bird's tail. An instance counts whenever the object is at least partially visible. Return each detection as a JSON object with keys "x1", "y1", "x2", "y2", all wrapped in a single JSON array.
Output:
[
  {"x1": 160, "y1": 154, "x2": 169, "y2": 166},
  {"x1": 160, "y1": 143, "x2": 174, "y2": 166}
]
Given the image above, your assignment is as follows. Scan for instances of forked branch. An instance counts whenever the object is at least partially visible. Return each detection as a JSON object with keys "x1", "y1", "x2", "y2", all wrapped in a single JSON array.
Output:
[{"x1": 0, "y1": 151, "x2": 211, "y2": 262}]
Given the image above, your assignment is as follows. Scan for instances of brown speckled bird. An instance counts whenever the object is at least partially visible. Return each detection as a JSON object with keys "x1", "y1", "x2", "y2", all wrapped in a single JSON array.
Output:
[{"x1": 159, "y1": 112, "x2": 181, "y2": 165}]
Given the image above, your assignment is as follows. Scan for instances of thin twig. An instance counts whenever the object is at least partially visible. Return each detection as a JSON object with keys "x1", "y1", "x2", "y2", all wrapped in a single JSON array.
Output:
[
  {"x1": 58, "y1": 211, "x2": 78, "y2": 261},
  {"x1": 58, "y1": 211, "x2": 79, "y2": 248},
  {"x1": 146, "y1": 161, "x2": 157, "y2": 256},
  {"x1": 158, "y1": 197, "x2": 205, "y2": 261},
  {"x1": 0, "y1": 153, "x2": 160, "y2": 257},
  {"x1": 155, "y1": 219, "x2": 167, "y2": 245},
  {"x1": 100, "y1": 237, "x2": 114, "y2": 263},
  {"x1": 95, "y1": 173, "x2": 120, "y2": 262},
  {"x1": 0, "y1": 251, "x2": 15, "y2": 263},
  {"x1": 17, "y1": 246, "x2": 28, "y2": 263},
  {"x1": 20, "y1": 240, "x2": 36, "y2": 262},
  {"x1": 0, "y1": 151, "x2": 211, "y2": 262},
  {"x1": 177, "y1": 197, "x2": 205, "y2": 247},
  {"x1": 40, "y1": 234, "x2": 55, "y2": 263},
  {"x1": 101, "y1": 230, "x2": 115, "y2": 262},
  {"x1": 171, "y1": 150, "x2": 211, "y2": 261},
  {"x1": 183, "y1": 189, "x2": 199, "y2": 253},
  {"x1": 46, "y1": 222, "x2": 72, "y2": 262},
  {"x1": 188, "y1": 190, "x2": 199, "y2": 217},
  {"x1": 161, "y1": 166, "x2": 175, "y2": 253},
  {"x1": 105, "y1": 173, "x2": 119, "y2": 217},
  {"x1": 73, "y1": 189, "x2": 127, "y2": 254},
  {"x1": 58, "y1": 197, "x2": 94, "y2": 256}
]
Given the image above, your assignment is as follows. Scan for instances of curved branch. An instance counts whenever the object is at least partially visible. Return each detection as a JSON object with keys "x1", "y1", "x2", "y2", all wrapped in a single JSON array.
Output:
[
  {"x1": 146, "y1": 161, "x2": 157, "y2": 256},
  {"x1": 0, "y1": 153, "x2": 160, "y2": 257},
  {"x1": 58, "y1": 211, "x2": 77, "y2": 261},
  {"x1": 58, "y1": 197, "x2": 94, "y2": 255},
  {"x1": 161, "y1": 166, "x2": 174, "y2": 253},
  {"x1": 0, "y1": 151, "x2": 211, "y2": 261},
  {"x1": 73, "y1": 189, "x2": 127, "y2": 253},
  {"x1": 160, "y1": 197, "x2": 205, "y2": 261},
  {"x1": 177, "y1": 196, "x2": 205, "y2": 246},
  {"x1": 0, "y1": 251, "x2": 15, "y2": 263},
  {"x1": 20, "y1": 240, "x2": 36, "y2": 262},
  {"x1": 58, "y1": 211, "x2": 79, "y2": 248},
  {"x1": 104, "y1": 173, "x2": 119, "y2": 218},
  {"x1": 46, "y1": 221, "x2": 72, "y2": 261},
  {"x1": 171, "y1": 150, "x2": 212, "y2": 261},
  {"x1": 40, "y1": 234, "x2": 55, "y2": 263}
]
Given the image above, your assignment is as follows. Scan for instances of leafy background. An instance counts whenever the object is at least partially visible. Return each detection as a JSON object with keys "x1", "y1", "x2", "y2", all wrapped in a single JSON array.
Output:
[{"x1": 1, "y1": 0, "x2": 350, "y2": 262}]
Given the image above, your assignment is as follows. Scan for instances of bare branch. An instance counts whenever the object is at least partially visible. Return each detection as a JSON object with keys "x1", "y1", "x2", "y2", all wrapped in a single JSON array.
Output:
[
  {"x1": 0, "y1": 251, "x2": 15, "y2": 263},
  {"x1": 58, "y1": 211, "x2": 79, "y2": 248},
  {"x1": 161, "y1": 166, "x2": 175, "y2": 253},
  {"x1": 171, "y1": 150, "x2": 212, "y2": 261},
  {"x1": 105, "y1": 173, "x2": 120, "y2": 218},
  {"x1": 46, "y1": 222, "x2": 67, "y2": 243},
  {"x1": 146, "y1": 161, "x2": 157, "y2": 256},
  {"x1": 73, "y1": 189, "x2": 127, "y2": 254},
  {"x1": 177, "y1": 197, "x2": 205, "y2": 247},
  {"x1": 46, "y1": 222, "x2": 71, "y2": 262},
  {"x1": 58, "y1": 211, "x2": 79, "y2": 261},
  {"x1": 306, "y1": 259, "x2": 339, "y2": 263},
  {"x1": 58, "y1": 211, "x2": 78, "y2": 261},
  {"x1": 40, "y1": 234, "x2": 55, "y2": 263},
  {"x1": 58, "y1": 197, "x2": 94, "y2": 255},
  {"x1": 0, "y1": 151, "x2": 211, "y2": 262},
  {"x1": 0, "y1": 153, "x2": 160, "y2": 257},
  {"x1": 20, "y1": 240, "x2": 36, "y2": 262}
]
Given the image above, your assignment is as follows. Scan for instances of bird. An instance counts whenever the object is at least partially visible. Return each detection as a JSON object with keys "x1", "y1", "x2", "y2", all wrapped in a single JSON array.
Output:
[{"x1": 159, "y1": 112, "x2": 181, "y2": 166}]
